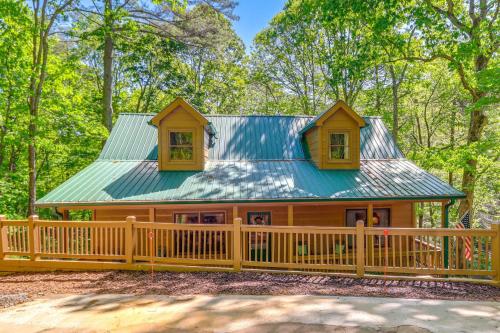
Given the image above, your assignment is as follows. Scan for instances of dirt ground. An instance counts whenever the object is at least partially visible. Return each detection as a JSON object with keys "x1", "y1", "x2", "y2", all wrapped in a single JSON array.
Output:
[{"x1": 1, "y1": 271, "x2": 499, "y2": 306}]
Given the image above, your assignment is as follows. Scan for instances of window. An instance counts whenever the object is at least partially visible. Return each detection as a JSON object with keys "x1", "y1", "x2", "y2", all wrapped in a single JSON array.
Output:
[
  {"x1": 329, "y1": 132, "x2": 349, "y2": 160},
  {"x1": 169, "y1": 131, "x2": 193, "y2": 161},
  {"x1": 346, "y1": 208, "x2": 391, "y2": 247},
  {"x1": 345, "y1": 208, "x2": 390, "y2": 228},
  {"x1": 201, "y1": 212, "x2": 225, "y2": 224},
  {"x1": 174, "y1": 211, "x2": 226, "y2": 224},
  {"x1": 174, "y1": 212, "x2": 199, "y2": 224},
  {"x1": 247, "y1": 212, "x2": 272, "y2": 261}
]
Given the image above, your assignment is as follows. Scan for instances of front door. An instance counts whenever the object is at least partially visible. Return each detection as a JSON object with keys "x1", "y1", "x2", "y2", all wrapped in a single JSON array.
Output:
[{"x1": 247, "y1": 212, "x2": 271, "y2": 262}]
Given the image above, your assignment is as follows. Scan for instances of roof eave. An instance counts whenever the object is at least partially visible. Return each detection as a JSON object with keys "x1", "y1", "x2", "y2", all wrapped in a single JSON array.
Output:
[{"x1": 35, "y1": 194, "x2": 466, "y2": 208}]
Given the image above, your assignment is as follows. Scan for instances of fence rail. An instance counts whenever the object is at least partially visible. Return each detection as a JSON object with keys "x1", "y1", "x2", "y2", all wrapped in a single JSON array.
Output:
[{"x1": 0, "y1": 215, "x2": 498, "y2": 283}]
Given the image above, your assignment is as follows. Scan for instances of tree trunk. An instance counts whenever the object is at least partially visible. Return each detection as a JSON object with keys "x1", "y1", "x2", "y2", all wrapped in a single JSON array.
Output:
[
  {"x1": 0, "y1": 87, "x2": 12, "y2": 167},
  {"x1": 418, "y1": 202, "x2": 424, "y2": 228},
  {"x1": 448, "y1": 107, "x2": 457, "y2": 186},
  {"x1": 388, "y1": 65, "x2": 399, "y2": 143},
  {"x1": 102, "y1": 0, "x2": 114, "y2": 132},
  {"x1": 428, "y1": 203, "x2": 435, "y2": 227},
  {"x1": 458, "y1": 105, "x2": 487, "y2": 216},
  {"x1": 8, "y1": 146, "x2": 18, "y2": 172},
  {"x1": 28, "y1": 117, "x2": 36, "y2": 215},
  {"x1": 374, "y1": 66, "x2": 381, "y2": 113}
]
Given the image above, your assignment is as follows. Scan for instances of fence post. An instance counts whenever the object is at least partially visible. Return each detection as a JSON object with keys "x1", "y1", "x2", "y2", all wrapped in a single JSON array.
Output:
[
  {"x1": 28, "y1": 215, "x2": 39, "y2": 261},
  {"x1": 492, "y1": 222, "x2": 500, "y2": 284},
  {"x1": 356, "y1": 220, "x2": 365, "y2": 277},
  {"x1": 0, "y1": 215, "x2": 5, "y2": 260},
  {"x1": 125, "y1": 216, "x2": 136, "y2": 264},
  {"x1": 233, "y1": 217, "x2": 242, "y2": 271}
]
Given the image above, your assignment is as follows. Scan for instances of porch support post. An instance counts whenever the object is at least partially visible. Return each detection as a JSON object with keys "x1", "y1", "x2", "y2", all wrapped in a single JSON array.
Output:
[
  {"x1": 233, "y1": 206, "x2": 238, "y2": 220},
  {"x1": 356, "y1": 220, "x2": 365, "y2": 277},
  {"x1": 412, "y1": 202, "x2": 418, "y2": 228},
  {"x1": 149, "y1": 208, "x2": 155, "y2": 222},
  {"x1": 443, "y1": 199, "x2": 454, "y2": 269},
  {"x1": 0, "y1": 215, "x2": 5, "y2": 260},
  {"x1": 28, "y1": 215, "x2": 39, "y2": 261},
  {"x1": 233, "y1": 217, "x2": 242, "y2": 271},
  {"x1": 125, "y1": 216, "x2": 136, "y2": 264},
  {"x1": 367, "y1": 204, "x2": 373, "y2": 227},
  {"x1": 367, "y1": 204, "x2": 373, "y2": 262},
  {"x1": 287, "y1": 205, "x2": 294, "y2": 226},
  {"x1": 288, "y1": 205, "x2": 294, "y2": 264},
  {"x1": 491, "y1": 222, "x2": 500, "y2": 284}
]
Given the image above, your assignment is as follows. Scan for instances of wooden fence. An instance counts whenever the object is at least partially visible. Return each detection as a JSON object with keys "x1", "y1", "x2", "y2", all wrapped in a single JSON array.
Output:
[{"x1": 0, "y1": 215, "x2": 499, "y2": 283}]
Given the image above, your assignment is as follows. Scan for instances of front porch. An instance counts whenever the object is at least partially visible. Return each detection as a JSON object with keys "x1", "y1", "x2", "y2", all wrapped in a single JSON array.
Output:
[
  {"x1": 0, "y1": 212, "x2": 498, "y2": 283},
  {"x1": 56, "y1": 200, "x2": 453, "y2": 229}
]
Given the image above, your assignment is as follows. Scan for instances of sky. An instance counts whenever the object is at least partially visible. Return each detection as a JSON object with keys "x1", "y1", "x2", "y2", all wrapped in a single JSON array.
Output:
[{"x1": 232, "y1": 0, "x2": 287, "y2": 51}]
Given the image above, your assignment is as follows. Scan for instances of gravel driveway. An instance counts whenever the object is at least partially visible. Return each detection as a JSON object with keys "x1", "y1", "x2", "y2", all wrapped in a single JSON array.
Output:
[{"x1": 1, "y1": 271, "x2": 499, "y2": 307}]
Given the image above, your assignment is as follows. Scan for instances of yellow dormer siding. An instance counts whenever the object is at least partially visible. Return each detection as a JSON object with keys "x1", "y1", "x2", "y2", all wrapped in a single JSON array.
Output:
[
  {"x1": 302, "y1": 101, "x2": 365, "y2": 170},
  {"x1": 151, "y1": 97, "x2": 209, "y2": 171}
]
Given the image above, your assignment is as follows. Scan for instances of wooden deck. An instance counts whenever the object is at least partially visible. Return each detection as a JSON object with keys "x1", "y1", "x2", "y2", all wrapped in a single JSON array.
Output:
[{"x1": 0, "y1": 215, "x2": 498, "y2": 284}]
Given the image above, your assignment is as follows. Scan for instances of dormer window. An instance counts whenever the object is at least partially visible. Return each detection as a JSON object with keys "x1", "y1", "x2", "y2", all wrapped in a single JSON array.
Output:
[
  {"x1": 329, "y1": 131, "x2": 350, "y2": 161},
  {"x1": 151, "y1": 97, "x2": 211, "y2": 170},
  {"x1": 169, "y1": 131, "x2": 194, "y2": 161}
]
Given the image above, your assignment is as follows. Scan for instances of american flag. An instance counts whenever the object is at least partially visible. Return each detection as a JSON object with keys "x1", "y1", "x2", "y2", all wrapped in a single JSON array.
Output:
[{"x1": 455, "y1": 211, "x2": 472, "y2": 261}]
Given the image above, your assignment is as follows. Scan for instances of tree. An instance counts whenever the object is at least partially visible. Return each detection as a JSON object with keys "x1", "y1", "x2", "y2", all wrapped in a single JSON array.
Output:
[
  {"x1": 250, "y1": 0, "x2": 383, "y2": 114},
  {"x1": 27, "y1": 0, "x2": 75, "y2": 215},
  {"x1": 77, "y1": 0, "x2": 237, "y2": 131},
  {"x1": 311, "y1": 0, "x2": 382, "y2": 106},
  {"x1": 178, "y1": 5, "x2": 247, "y2": 114},
  {"x1": 252, "y1": 6, "x2": 326, "y2": 114},
  {"x1": 120, "y1": 33, "x2": 185, "y2": 113},
  {"x1": 402, "y1": 0, "x2": 499, "y2": 216}
]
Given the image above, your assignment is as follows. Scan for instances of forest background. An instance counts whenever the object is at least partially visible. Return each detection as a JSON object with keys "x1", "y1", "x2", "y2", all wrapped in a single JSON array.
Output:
[{"x1": 0, "y1": 0, "x2": 498, "y2": 228}]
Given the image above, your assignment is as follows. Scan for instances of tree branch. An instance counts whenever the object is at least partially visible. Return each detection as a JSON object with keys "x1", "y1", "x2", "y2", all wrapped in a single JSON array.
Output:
[{"x1": 425, "y1": 0, "x2": 472, "y2": 36}]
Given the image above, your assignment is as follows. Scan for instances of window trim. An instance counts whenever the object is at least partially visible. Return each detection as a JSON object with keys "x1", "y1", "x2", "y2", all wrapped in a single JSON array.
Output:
[
  {"x1": 167, "y1": 128, "x2": 196, "y2": 163},
  {"x1": 343, "y1": 207, "x2": 392, "y2": 227},
  {"x1": 327, "y1": 129, "x2": 351, "y2": 162},
  {"x1": 246, "y1": 211, "x2": 272, "y2": 225},
  {"x1": 173, "y1": 211, "x2": 227, "y2": 224}
]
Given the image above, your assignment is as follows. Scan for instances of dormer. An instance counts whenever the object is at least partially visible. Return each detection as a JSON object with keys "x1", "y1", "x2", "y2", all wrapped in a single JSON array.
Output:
[
  {"x1": 151, "y1": 97, "x2": 213, "y2": 171},
  {"x1": 301, "y1": 101, "x2": 365, "y2": 170}
]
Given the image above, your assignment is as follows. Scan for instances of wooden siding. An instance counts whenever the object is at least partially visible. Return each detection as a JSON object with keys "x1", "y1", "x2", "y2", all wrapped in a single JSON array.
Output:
[
  {"x1": 93, "y1": 201, "x2": 413, "y2": 228},
  {"x1": 304, "y1": 127, "x2": 320, "y2": 167},
  {"x1": 95, "y1": 208, "x2": 150, "y2": 222}
]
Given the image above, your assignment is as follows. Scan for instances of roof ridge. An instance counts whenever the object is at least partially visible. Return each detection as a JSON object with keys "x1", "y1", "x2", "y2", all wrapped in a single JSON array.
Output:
[
  {"x1": 205, "y1": 114, "x2": 314, "y2": 118},
  {"x1": 117, "y1": 113, "x2": 382, "y2": 119},
  {"x1": 94, "y1": 158, "x2": 407, "y2": 163}
]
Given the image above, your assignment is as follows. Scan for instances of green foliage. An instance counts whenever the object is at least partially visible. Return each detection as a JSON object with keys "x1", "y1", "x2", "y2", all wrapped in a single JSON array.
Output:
[{"x1": 0, "y1": 0, "x2": 497, "y2": 228}]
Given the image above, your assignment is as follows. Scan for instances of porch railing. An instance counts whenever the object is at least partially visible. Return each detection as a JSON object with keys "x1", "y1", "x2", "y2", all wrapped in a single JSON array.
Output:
[{"x1": 0, "y1": 215, "x2": 498, "y2": 283}]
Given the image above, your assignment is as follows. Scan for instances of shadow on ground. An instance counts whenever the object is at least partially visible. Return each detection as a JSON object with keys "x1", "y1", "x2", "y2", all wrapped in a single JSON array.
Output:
[
  {"x1": 2, "y1": 293, "x2": 497, "y2": 333},
  {"x1": 0, "y1": 271, "x2": 498, "y2": 301}
]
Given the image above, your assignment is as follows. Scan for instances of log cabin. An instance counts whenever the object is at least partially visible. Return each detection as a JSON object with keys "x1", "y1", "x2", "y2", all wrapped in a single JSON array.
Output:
[{"x1": 36, "y1": 97, "x2": 465, "y2": 233}]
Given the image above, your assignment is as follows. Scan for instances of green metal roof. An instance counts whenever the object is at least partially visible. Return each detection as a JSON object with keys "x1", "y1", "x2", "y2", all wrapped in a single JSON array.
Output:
[
  {"x1": 98, "y1": 114, "x2": 404, "y2": 161},
  {"x1": 36, "y1": 160, "x2": 464, "y2": 206},
  {"x1": 36, "y1": 113, "x2": 464, "y2": 206}
]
